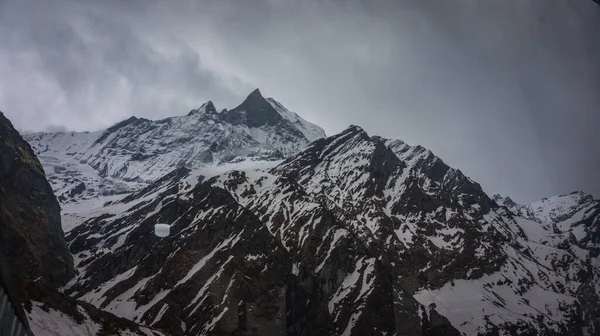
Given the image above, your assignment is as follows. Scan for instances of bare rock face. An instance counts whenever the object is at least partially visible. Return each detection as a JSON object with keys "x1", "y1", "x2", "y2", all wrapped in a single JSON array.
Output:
[
  {"x1": 0, "y1": 111, "x2": 74, "y2": 287},
  {"x1": 221, "y1": 88, "x2": 284, "y2": 128}
]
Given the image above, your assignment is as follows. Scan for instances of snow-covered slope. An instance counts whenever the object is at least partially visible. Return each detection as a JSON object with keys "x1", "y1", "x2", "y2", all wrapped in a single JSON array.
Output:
[
  {"x1": 494, "y1": 191, "x2": 600, "y2": 335},
  {"x1": 24, "y1": 89, "x2": 325, "y2": 205},
  {"x1": 494, "y1": 191, "x2": 600, "y2": 249},
  {"x1": 492, "y1": 194, "x2": 524, "y2": 214},
  {"x1": 21, "y1": 281, "x2": 167, "y2": 336},
  {"x1": 62, "y1": 125, "x2": 599, "y2": 335},
  {"x1": 26, "y1": 302, "x2": 164, "y2": 336}
]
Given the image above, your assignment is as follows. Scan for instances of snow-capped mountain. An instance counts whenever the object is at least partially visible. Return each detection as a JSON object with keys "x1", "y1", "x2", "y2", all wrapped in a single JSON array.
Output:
[
  {"x1": 16, "y1": 89, "x2": 599, "y2": 335},
  {"x1": 492, "y1": 194, "x2": 524, "y2": 214},
  {"x1": 61, "y1": 125, "x2": 599, "y2": 335},
  {"x1": 492, "y1": 191, "x2": 600, "y2": 334},
  {"x1": 493, "y1": 192, "x2": 599, "y2": 249},
  {"x1": 24, "y1": 89, "x2": 325, "y2": 204}
]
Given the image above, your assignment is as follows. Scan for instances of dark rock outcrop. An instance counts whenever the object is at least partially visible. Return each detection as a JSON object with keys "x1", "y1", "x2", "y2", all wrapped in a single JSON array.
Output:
[
  {"x1": 221, "y1": 88, "x2": 284, "y2": 128},
  {"x1": 0, "y1": 112, "x2": 74, "y2": 287}
]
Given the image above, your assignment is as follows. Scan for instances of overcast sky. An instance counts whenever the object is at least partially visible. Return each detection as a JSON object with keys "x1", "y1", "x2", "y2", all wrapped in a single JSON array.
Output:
[{"x1": 0, "y1": 0, "x2": 598, "y2": 203}]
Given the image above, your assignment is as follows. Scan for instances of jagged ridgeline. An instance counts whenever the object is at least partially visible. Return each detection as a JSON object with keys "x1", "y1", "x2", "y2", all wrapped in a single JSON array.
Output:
[
  {"x1": 1, "y1": 88, "x2": 597, "y2": 336},
  {"x1": 24, "y1": 89, "x2": 325, "y2": 205}
]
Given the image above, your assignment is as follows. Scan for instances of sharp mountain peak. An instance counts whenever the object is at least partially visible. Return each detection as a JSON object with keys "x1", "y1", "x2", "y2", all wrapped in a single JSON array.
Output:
[{"x1": 188, "y1": 100, "x2": 217, "y2": 116}]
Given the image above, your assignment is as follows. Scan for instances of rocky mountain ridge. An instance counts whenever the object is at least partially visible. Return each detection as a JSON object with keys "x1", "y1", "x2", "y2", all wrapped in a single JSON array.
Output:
[
  {"x1": 59, "y1": 124, "x2": 599, "y2": 335},
  {"x1": 493, "y1": 191, "x2": 599, "y2": 250},
  {"x1": 10, "y1": 89, "x2": 599, "y2": 335},
  {"x1": 24, "y1": 89, "x2": 325, "y2": 205}
]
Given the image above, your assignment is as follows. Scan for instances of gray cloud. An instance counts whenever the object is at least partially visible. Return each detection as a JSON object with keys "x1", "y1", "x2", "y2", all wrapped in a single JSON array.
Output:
[
  {"x1": 0, "y1": 0, "x2": 248, "y2": 131},
  {"x1": 0, "y1": 0, "x2": 598, "y2": 203}
]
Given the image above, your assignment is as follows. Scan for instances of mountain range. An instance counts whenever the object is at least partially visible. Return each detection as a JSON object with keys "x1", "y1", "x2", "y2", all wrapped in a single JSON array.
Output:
[
  {"x1": 24, "y1": 89, "x2": 324, "y2": 204},
  {"x1": 0, "y1": 89, "x2": 597, "y2": 335}
]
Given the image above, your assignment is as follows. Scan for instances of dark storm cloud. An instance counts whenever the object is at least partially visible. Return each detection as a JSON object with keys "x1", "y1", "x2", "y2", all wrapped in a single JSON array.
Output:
[
  {"x1": 0, "y1": 0, "x2": 598, "y2": 203},
  {"x1": 0, "y1": 0, "x2": 248, "y2": 131}
]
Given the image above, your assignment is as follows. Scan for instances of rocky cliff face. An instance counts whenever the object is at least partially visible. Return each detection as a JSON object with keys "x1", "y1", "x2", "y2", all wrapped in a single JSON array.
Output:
[
  {"x1": 61, "y1": 125, "x2": 600, "y2": 335},
  {"x1": 0, "y1": 111, "x2": 74, "y2": 287}
]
